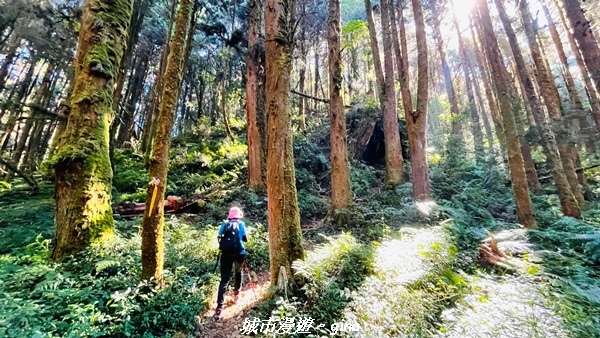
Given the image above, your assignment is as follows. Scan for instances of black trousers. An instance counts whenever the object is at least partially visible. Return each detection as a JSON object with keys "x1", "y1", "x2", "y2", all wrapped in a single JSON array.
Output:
[{"x1": 217, "y1": 254, "x2": 245, "y2": 308}]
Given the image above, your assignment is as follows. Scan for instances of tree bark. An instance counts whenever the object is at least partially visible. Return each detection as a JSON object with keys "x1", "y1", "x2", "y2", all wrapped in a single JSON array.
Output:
[
  {"x1": 51, "y1": 0, "x2": 133, "y2": 260},
  {"x1": 560, "y1": 0, "x2": 600, "y2": 93},
  {"x1": 551, "y1": 0, "x2": 600, "y2": 132},
  {"x1": 408, "y1": 0, "x2": 430, "y2": 200},
  {"x1": 328, "y1": 0, "x2": 353, "y2": 211},
  {"x1": 141, "y1": 0, "x2": 193, "y2": 285},
  {"x1": 265, "y1": 0, "x2": 305, "y2": 287},
  {"x1": 518, "y1": 0, "x2": 585, "y2": 208},
  {"x1": 246, "y1": 0, "x2": 266, "y2": 192},
  {"x1": 476, "y1": 0, "x2": 536, "y2": 228},
  {"x1": 542, "y1": 4, "x2": 583, "y2": 110},
  {"x1": 379, "y1": 0, "x2": 404, "y2": 186},
  {"x1": 469, "y1": 17, "x2": 506, "y2": 155}
]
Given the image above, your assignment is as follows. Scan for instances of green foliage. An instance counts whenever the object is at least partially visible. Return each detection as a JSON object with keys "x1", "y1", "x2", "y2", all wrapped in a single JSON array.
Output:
[
  {"x1": 0, "y1": 213, "x2": 265, "y2": 337},
  {"x1": 0, "y1": 185, "x2": 55, "y2": 254}
]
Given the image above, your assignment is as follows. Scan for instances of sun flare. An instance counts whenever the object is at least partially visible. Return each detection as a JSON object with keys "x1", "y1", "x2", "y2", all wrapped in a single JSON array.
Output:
[{"x1": 450, "y1": 0, "x2": 477, "y2": 23}]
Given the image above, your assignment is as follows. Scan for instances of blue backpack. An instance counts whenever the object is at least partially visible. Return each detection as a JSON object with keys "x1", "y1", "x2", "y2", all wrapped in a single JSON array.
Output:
[{"x1": 219, "y1": 221, "x2": 242, "y2": 256}]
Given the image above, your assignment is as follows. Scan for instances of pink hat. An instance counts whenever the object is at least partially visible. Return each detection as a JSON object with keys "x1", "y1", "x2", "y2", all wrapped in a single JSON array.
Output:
[{"x1": 228, "y1": 207, "x2": 243, "y2": 219}]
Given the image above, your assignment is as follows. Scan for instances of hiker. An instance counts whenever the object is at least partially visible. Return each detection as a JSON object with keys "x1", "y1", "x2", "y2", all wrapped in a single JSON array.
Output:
[{"x1": 215, "y1": 206, "x2": 248, "y2": 317}]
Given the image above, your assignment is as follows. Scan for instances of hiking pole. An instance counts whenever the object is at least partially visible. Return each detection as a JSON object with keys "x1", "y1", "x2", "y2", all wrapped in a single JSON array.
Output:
[
  {"x1": 213, "y1": 251, "x2": 221, "y2": 273},
  {"x1": 243, "y1": 261, "x2": 258, "y2": 302}
]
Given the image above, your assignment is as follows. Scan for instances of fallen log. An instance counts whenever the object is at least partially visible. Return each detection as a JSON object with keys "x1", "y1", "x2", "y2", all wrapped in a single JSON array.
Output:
[{"x1": 114, "y1": 196, "x2": 206, "y2": 217}]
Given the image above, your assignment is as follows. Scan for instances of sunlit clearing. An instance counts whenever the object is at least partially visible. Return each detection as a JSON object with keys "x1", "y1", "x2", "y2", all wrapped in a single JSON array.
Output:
[
  {"x1": 416, "y1": 200, "x2": 438, "y2": 217},
  {"x1": 450, "y1": 0, "x2": 476, "y2": 23}
]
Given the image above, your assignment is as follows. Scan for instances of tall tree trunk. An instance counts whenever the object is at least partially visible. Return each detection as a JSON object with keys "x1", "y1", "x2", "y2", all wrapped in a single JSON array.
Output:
[
  {"x1": 246, "y1": 0, "x2": 266, "y2": 192},
  {"x1": 0, "y1": 33, "x2": 21, "y2": 93},
  {"x1": 475, "y1": 0, "x2": 536, "y2": 228},
  {"x1": 265, "y1": 0, "x2": 305, "y2": 287},
  {"x1": 328, "y1": 0, "x2": 352, "y2": 211},
  {"x1": 450, "y1": 3, "x2": 484, "y2": 162},
  {"x1": 380, "y1": 0, "x2": 404, "y2": 186},
  {"x1": 221, "y1": 66, "x2": 235, "y2": 142},
  {"x1": 141, "y1": 0, "x2": 176, "y2": 158},
  {"x1": 542, "y1": 4, "x2": 583, "y2": 110},
  {"x1": 5, "y1": 63, "x2": 56, "y2": 181},
  {"x1": 407, "y1": 0, "x2": 430, "y2": 200},
  {"x1": 117, "y1": 53, "x2": 149, "y2": 145},
  {"x1": 469, "y1": 16, "x2": 507, "y2": 156},
  {"x1": 519, "y1": 0, "x2": 585, "y2": 208},
  {"x1": 141, "y1": 0, "x2": 193, "y2": 285},
  {"x1": 471, "y1": 70, "x2": 496, "y2": 155},
  {"x1": 490, "y1": 0, "x2": 543, "y2": 195},
  {"x1": 551, "y1": 0, "x2": 600, "y2": 132},
  {"x1": 365, "y1": 0, "x2": 403, "y2": 186},
  {"x1": 432, "y1": 4, "x2": 463, "y2": 141},
  {"x1": 560, "y1": 0, "x2": 600, "y2": 93},
  {"x1": 51, "y1": 0, "x2": 133, "y2": 260},
  {"x1": 396, "y1": 1, "x2": 413, "y2": 120}
]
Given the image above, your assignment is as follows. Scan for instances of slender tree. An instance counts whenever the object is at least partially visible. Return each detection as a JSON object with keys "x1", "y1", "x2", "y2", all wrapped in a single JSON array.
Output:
[
  {"x1": 364, "y1": 0, "x2": 403, "y2": 186},
  {"x1": 560, "y1": 0, "x2": 600, "y2": 93},
  {"x1": 475, "y1": 0, "x2": 536, "y2": 228},
  {"x1": 518, "y1": 0, "x2": 585, "y2": 208},
  {"x1": 379, "y1": 0, "x2": 404, "y2": 186},
  {"x1": 450, "y1": 1, "x2": 484, "y2": 161},
  {"x1": 492, "y1": 0, "x2": 581, "y2": 217},
  {"x1": 551, "y1": 0, "x2": 600, "y2": 131},
  {"x1": 246, "y1": 0, "x2": 266, "y2": 192},
  {"x1": 328, "y1": 0, "x2": 352, "y2": 211},
  {"x1": 51, "y1": 0, "x2": 133, "y2": 259},
  {"x1": 469, "y1": 17, "x2": 506, "y2": 154},
  {"x1": 265, "y1": 0, "x2": 305, "y2": 286},
  {"x1": 432, "y1": 3, "x2": 463, "y2": 141},
  {"x1": 141, "y1": 0, "x2": 194, "y2": 284}
]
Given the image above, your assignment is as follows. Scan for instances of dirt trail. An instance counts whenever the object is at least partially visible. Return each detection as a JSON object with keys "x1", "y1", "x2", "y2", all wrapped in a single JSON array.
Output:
[{"x1": 197, "y1": 271, "x2": 271, "y2": 338}]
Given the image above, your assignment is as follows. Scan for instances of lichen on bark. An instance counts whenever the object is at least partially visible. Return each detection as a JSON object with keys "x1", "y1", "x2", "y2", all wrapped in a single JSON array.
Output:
[{"x1": 51, "y1": 0, "x2": 133, "y2": 260}]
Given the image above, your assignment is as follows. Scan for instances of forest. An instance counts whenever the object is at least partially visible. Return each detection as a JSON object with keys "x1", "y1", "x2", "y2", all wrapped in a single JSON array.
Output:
[{"x1": 0, "y1": 0, "x2": 599, "y2": 336}]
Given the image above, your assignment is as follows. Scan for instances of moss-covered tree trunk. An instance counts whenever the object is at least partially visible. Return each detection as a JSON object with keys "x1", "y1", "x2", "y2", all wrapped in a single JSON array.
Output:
[
  {"x1": 328, "y1": 0, "x2": 352, "y2": 211},
  {"x1": 141, "y1": 0, "x2": 193, "y2": 285},
  {"x1": 408, "y1": 0, "x2": 430, "y2": 200},
  {"x1": 476, "y1": 0, "x2": 536, "y2": 228},
  {"x1": 561, "y1": 0, "x2": 600, "y2": 93},
  {"x1": 51, "y1": 0, "x2": 133, "y2": 260},
  {"x1": 265, "y1": 0, "x2": 305, "y2": 287},
  {"x1": 246, "y1": 0, "x2": 266, "y2": 192}
]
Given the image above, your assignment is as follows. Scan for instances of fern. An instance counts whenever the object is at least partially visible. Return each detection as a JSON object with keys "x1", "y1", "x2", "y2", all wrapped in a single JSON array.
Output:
[{"x1": 95, "y1": 259, "x2": 121, "y2": 273}]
